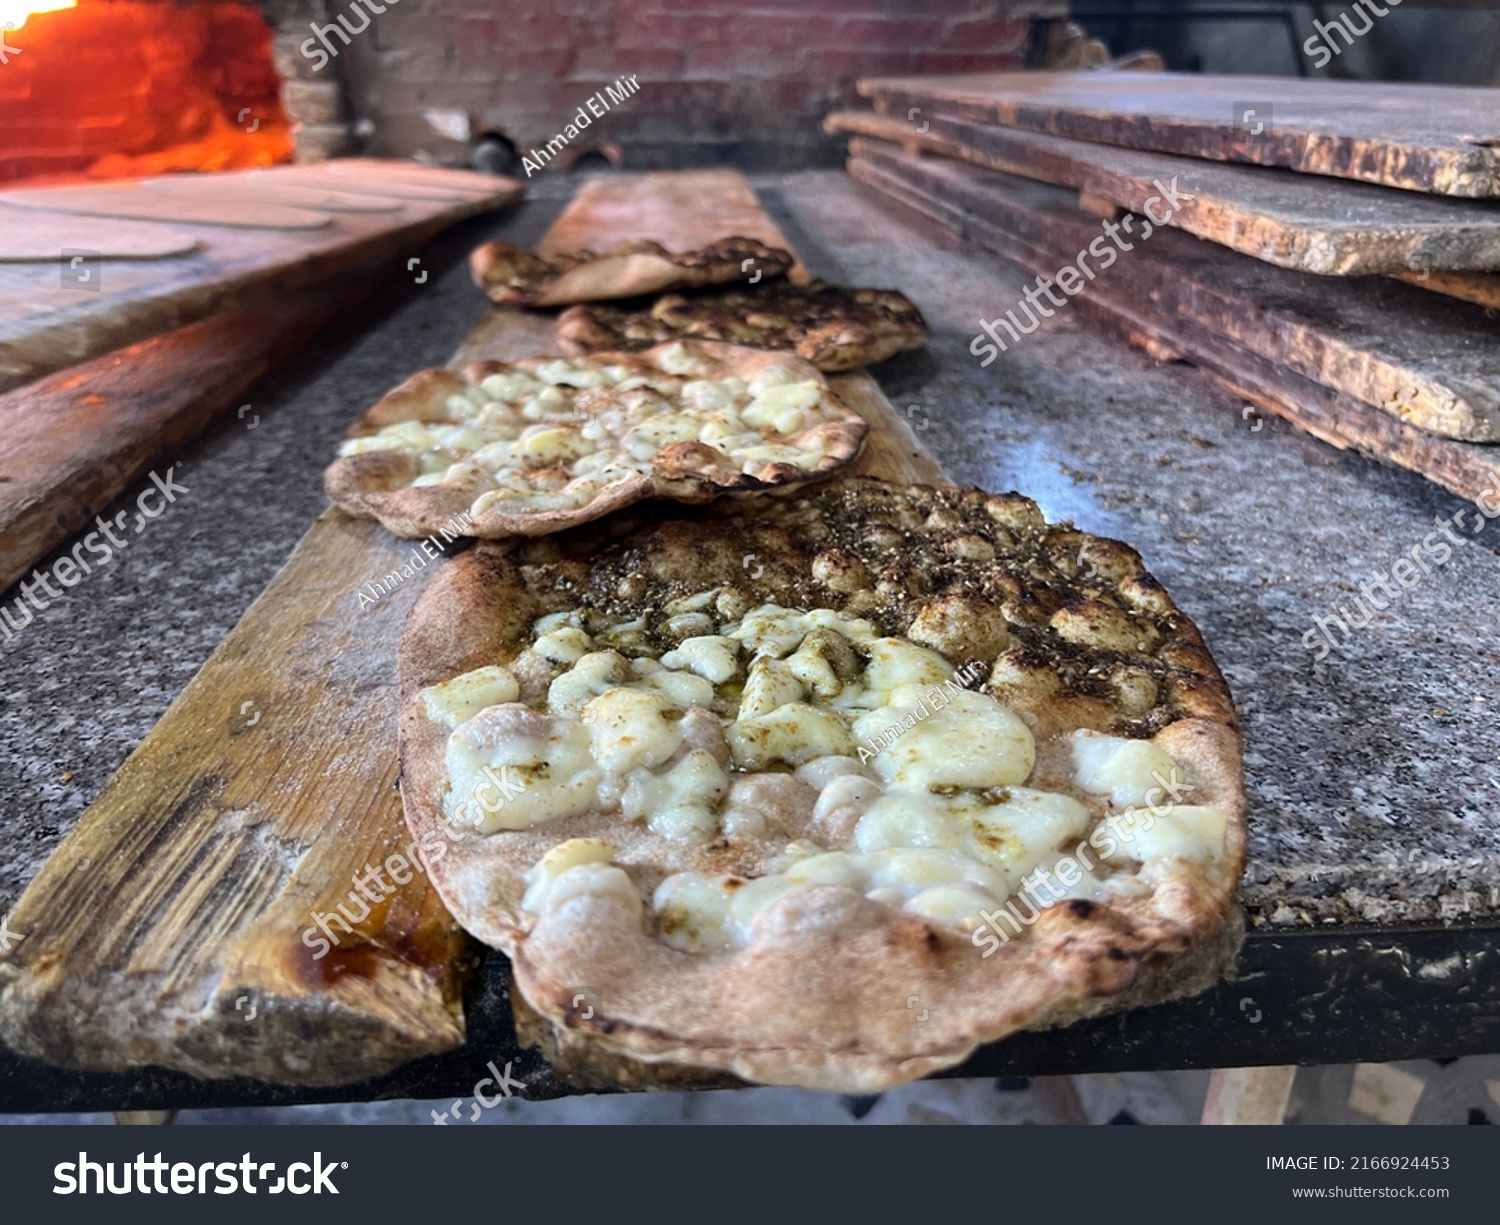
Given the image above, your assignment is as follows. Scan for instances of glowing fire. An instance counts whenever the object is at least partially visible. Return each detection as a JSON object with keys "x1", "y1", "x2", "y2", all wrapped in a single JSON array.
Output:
[
  {"x1": 0, "y1": 0, "x2": 291, "y2": 184},
  {"x1": 0, "y1": 1, "x2": 75, "y2": 31}
]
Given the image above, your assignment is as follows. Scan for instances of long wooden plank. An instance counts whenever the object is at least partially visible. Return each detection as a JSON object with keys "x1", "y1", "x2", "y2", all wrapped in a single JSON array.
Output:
[
  {"x1": 848, "y1": 147, "x2": 1500, "y2": 504},
  {"x1": 142, "y1": 180, "x2": 404, "y2": 215},
  {"x1": 318, "y1": 160, "x2": 513, "y2": 196},
  {"x1": 1396, "y1": 269, "x2": 1500, "y2": 312},
  {"x1": 849, "y1": 137, "x2": 1500, "y2": 444},
  {"x1": 829, "y1": 110, "x2": 1500, "y2": 276},
  {"x1": 0, "y1": 266, "x2": 390, "y2": 592},
  {"x1": 1, "y1": 186, "x2": 334, "y2": 230},
  {"x1": 253, "y1": 166, "x2": 507, "y2": 204},
  {"x1": 859, "y1": 71, "x2": 1500, "y2": 198},
  {"x1": 0, "y1": 222, "x2": 200, "y2": 262},
  {"x1": 0, "y1": 170, "x2": 942, "y2": 1089},
  {"x1": 0, "y1": 511, "x2": 476, "y2": 1087},
  {"x1": 0, "y1": 161, "x2": 524, "y2": 396},
  {"x1": 537, "y1": 169, "x2": 814, "y2": 285}
]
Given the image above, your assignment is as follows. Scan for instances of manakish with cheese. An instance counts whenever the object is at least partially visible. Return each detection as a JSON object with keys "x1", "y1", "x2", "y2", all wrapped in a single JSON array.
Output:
[
  {"x1": 398, "y1": 478, "x2": 1247, "y2": 1090},
  {"x1": 469, "y1": 236, "x2": 795, "y2": 307},
  {"x1": 324, "y1": 341, "x2": 868, "y2": 540}
]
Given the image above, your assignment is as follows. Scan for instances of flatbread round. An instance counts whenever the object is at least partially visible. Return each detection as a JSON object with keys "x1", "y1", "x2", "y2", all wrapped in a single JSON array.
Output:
[
  {"x1": 324, "y1": 341, "x2": 869, "y2": 540},
  {"x1": 555, "y1": 280, "x2": 931, "y2": 373},
  {"x1": 469, "y1": 237, "x2": 795, "y2": 307},
  {"x1": 399, "y1": 478, "x2": 1246, "y2": 1091}
]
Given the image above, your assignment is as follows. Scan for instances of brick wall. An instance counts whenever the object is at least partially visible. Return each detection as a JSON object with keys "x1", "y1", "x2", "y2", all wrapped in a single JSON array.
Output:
[{"x1": 304, "y1": 0, "x2": 1040, "y2": 170}]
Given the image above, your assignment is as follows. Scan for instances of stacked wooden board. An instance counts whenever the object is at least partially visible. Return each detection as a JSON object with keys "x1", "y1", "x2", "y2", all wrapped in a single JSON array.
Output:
[
  {"x1": 0, "y1": 161, "x2": 524, "y2": 592},
  {"x1": 830, "y1": 71, "x2": 1500, "y2": 503},
  {"x1": 0, "y1": 171, "x2": 944, "y2": 1091}
]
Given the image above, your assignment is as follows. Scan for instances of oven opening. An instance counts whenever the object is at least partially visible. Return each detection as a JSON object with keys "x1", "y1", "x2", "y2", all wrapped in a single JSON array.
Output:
[{"x1": 0, "y1": 0, "x2": 292, "y2": 186}]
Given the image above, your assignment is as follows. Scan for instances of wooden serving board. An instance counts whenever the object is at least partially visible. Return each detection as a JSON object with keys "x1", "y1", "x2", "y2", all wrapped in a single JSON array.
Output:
[
  {"x1": 850, "y1": 137, "x2": 1500, "y2": 445},
  {"x1": 0, "y1": 170, "x2": 942, "y2": 1089},
  {"x1": 0, "y1": 160, "x2": 525, "y2": 396},
  {"x1": 828, "y1": 110, "x2": 1500, "y2": 277},
  {"x1": 849, "y1": 144, "x2": 1500, "y2": 505},
  {"x1": 858, "y1": 71, "x2": 1500, "y2": 198}
]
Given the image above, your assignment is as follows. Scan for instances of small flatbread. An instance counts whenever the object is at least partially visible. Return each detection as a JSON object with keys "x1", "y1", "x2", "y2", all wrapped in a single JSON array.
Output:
[
  {"x1": 398, "y1": 478, "x2": 1247, "y2": 1091},
  {"x1": 469, "y1": 237, "x2": 794, "y2": 307},
  {"x1": 556, "y1": 280, "x2": 931, "y2": 373},
  {"x1": 324, "y1": 341, "x2": 868, "y2": 540}
]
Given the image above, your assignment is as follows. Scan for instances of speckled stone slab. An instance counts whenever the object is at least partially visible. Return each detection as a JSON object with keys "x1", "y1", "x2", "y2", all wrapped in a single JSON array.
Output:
[
  {"x1": 2, "y1": 171, "x2": 1497, "y2": 940},
  {"x1": 757, "y1": 172, "x2": 1500, "y2": 931}
]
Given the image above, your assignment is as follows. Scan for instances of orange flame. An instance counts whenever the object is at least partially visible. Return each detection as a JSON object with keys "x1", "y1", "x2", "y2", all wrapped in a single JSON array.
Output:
[{"x1": 0, "y1": 1, "x2": 76, "y2": 31}]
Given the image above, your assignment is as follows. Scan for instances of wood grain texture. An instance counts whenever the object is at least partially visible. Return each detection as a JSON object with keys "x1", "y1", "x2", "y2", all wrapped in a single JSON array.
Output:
[
  {"x1": 318, "y1": 160, "x2": 513, "y2": 196},
  {"x1": 0, "y1": 269, "x2": 388, "y2": 592},
  {"x1": 537, "y1": 169, "x2": 813, "y2": 285},
  {"x1": 142, "y1": 179, "x2": 404, "y2": 215},
  {"x1": 1397, "y1": 269, "x2": 1500, "y2": 311},
  {"x1": 1, "y1": 186, "x2": 335, "y2": 230},
  {"x1": 848, "y1": 138, "x2": 1500, "y2": 444},
  {"x1": 0, "y1": 513, "x2": 472, "y2": 1086},
  {"x1": 259, "y1": 167, "x2": 510, "y2": 204},
  {"x1": 0, "y1": 162, "x2": 525, "y2": 396},
  {"x1": 0, "y1": 217, "x2": 200, "y2": 261},
  {"x1": 859, "y1": 71, "x2": 1500, "y2": 198},
  {"x1": 849, "y1": 146, "x2": 1500, "y2": 504},
  {"x1": 829, "y1": 110, "x2": 1500, "y2": 276},
  {"x1": 0, "y1": 170, "x2": 942, "y2": 1089}
]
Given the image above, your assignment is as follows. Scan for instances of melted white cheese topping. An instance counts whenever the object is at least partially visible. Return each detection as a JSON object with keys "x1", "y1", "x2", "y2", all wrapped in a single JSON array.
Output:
[
  {"x1": 340, "y1": 346, "x2": 844, "y2": 514},
  {"x1": 419, "y1": 597, "x2": 1226, "y2": 952}
]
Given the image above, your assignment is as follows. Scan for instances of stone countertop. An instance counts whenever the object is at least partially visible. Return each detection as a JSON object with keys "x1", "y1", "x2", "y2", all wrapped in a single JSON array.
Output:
[
  {"x1": 2, "y1": 170, "x2": 1498, "y2": 938},
  {"x1": 760, "y1": 172, "x2": 1500, "y2": 932}
]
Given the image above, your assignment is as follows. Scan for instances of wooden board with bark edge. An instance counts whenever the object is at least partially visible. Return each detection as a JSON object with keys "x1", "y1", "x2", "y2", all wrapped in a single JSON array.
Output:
[
  {"x1": 847, "y1": 144, "x2": 1500, "y2": 506},
  {"x1": 0, "y1": 169, "x2": 943, "y2": 1090},
  {"x1": 0, "y1": 266, "x2": 395, "y2": 594},
  {"x1": 857, "y1": 71, "x2": 1500, "y2": 199},
  {"x1": 826, "y1": 110, "x2": 1500, "y2": 277},
  {"x1": 846, "y1": 137, "x2": 1500, "y2": 446},
  {"x1": 824, "y1": 111, "x2": 1500, "y2": 315},
  {"x1": 0, "y1": 160, "x2": 525, "y2": 397},
  {"x1": 1396, "y1": 269, "x2": 1500, "y2": 313}
]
